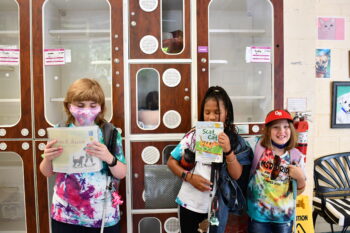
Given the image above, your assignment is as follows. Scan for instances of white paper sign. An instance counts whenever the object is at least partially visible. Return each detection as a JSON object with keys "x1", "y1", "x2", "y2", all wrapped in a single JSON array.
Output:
[
  {"x1": 246, "y1": 46, "x2": 271, "y2": 63},
  {"x1": 44, "y1": 49, "x2": 65, "y2": 65},
  {"x1": 0, "y1": 48, "x2": 20, "y2": 65},
  {"x1": 287, "y1": 98, "x2": 307, "y2": 112}
]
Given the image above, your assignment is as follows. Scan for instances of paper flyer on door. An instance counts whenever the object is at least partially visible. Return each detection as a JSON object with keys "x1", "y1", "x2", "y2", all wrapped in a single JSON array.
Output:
[
  {"x1": 195, "y1": 121, "x2": 224, "y2": 163},
  {"x1": 47, "y1": 126, "x2": 102, "y2": 173}
]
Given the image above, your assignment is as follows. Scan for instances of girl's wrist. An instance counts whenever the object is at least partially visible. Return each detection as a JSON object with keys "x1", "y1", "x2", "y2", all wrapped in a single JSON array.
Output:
[
  {"x1": 225, "y1": 152, "x2": 237, "y2": 163},
  {"x1": 223, "y1": 148, "x2": 233, "y2": 156}
]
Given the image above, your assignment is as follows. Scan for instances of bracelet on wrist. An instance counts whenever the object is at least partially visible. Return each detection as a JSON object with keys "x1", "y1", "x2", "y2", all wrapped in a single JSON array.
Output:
[
  {"x1": 181, "y1": 171, "x2": 189, "y2": 181},
  {"x1": 223, "y1": 149, "x2": 233, "y2": 156},
  {"x1": 108, "y1": 156, "x2": 118, "y2": 167},
  {"x1": 297, "y1": 183, "x2": 306, "y2": 190}
]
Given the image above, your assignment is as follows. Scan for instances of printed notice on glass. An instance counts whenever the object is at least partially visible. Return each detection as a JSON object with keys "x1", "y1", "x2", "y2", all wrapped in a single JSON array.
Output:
[
  {"x1": 44, "y1": 49, "x2": 65, "y2": 65},
  {"x1": 0, "y1": 48, "x2": 19, "y2": 66},
  {"x1": 195, "y1": 121, "x2": 223, "y2": 163},
  {"x1": 246, "y1": 46, "x2": 271, "y2": 63},
  {"x1": 47, "y1": 126, "x2": 102, "y2": 173}
]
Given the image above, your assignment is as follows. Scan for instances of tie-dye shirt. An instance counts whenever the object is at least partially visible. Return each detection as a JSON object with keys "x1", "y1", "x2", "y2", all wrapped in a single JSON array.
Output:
[
  {"x1": 51, "y1": 124, "x2": 126, "y2": 228},
  {"x1": 247, "y1": 149, "x2": 294, "y2": 223}
]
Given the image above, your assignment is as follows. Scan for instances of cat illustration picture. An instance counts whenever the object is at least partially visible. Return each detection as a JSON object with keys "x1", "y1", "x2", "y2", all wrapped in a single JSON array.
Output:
[
  {"x1": 318, "y1": 18, "x2": 336, "y2": 40},
  {"x1": 318, "y1": 17, "x2": 345, "y2": 40}
]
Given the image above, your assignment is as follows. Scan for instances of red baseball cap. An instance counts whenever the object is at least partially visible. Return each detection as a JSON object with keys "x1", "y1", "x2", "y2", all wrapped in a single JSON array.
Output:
[{"x1": 265, "y1": 109, "x2": 293, "y2": 125}]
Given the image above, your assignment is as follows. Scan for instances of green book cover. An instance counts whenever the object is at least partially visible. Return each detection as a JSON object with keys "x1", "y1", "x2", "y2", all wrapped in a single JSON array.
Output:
[{"x1": 195, "y1": 121, "x2": 224, "y2": 163}]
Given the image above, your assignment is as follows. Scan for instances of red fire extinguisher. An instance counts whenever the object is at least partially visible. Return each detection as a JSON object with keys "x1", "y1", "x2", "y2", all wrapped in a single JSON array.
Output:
[{"x1": 293, "y1": 113, "x2": 309, "y2": 162}]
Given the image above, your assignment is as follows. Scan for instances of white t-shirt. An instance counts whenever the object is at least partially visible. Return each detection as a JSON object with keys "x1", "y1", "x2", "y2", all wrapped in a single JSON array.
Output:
[{"x1": 170, "y1": 130, "x2": 214, "y2": 213}]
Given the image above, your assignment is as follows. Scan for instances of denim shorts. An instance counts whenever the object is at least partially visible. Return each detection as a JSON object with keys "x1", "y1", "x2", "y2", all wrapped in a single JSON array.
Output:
[{"x1": 248, "y1": 219, "x2": 293, "y2": 233}]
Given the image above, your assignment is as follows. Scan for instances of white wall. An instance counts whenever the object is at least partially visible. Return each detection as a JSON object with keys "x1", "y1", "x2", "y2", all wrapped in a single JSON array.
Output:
[{"x1": 285, "y1": 1, "x2": 350, "y2": 231}]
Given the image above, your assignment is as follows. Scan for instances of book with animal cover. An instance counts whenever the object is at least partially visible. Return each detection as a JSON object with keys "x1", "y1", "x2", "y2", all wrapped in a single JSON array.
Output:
[
  {"x1": 195, "y1": 121, "x2": 224, "y2": 163},
  {"x1": 47, "y1": 126, "x2": 102, "y2": 173}
]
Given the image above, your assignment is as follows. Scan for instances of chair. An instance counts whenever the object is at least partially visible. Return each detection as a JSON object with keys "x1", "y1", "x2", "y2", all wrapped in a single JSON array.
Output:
[{"x1": 313, "y1": 152, "x2": 350, "y2": 233}]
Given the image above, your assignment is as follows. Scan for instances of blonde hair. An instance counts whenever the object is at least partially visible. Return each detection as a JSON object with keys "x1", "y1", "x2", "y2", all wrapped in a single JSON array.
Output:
[
  {"x1": 63, "y1": 78, "x2": 106, "y2": 126},
  {"x1": 260, "y1": 120, "x2": 297, "y2": 152}
]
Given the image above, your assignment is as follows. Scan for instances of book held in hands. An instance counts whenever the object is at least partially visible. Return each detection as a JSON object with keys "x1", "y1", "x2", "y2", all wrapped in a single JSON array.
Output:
[
  {"x1": 47, "y1": 126, "x2": 102, "y2": 173},
  {"x1": 195, "y1": 121, "x2": 224, "y2": 163}
]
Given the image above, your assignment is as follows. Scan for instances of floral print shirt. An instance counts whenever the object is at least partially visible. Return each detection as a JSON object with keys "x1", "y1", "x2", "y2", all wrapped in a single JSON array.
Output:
[{"x1": 51, "y1": 124, "x2": 126, "y2": 228}]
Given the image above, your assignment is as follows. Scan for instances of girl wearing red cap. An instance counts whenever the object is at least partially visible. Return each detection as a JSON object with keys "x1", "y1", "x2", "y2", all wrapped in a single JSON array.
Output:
[{"x1": 247, "y1": 109, "x2": 306, "y2": 233}]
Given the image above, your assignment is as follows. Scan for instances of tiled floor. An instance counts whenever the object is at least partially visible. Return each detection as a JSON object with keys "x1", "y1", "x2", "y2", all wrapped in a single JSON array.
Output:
[{"x1": 314, "y1": 215, "x2": 344, "y2": 233}]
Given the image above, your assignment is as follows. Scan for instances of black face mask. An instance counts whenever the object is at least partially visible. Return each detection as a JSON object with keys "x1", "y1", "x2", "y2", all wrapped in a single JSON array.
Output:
[{"x1": 271, "y1": 140, "x2": 288, "y2": 149}]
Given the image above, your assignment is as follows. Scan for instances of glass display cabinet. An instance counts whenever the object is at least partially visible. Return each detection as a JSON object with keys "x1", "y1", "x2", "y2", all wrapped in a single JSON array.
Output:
[
  {"x1": 196, "y1": 0, "x2": 283, "y2": 231},
  {"x1": 197, "y1": 0, "x2": 283, "y2": 135},
  {"x1": 0, "y1": 141, "x2": 36, "y2": 233},
  {"x1": 0, "y1": 0, "x2": 31, "y2": 139},
  {"x1": 33, "y1": 0, "x2": 125, "y2": 138}
]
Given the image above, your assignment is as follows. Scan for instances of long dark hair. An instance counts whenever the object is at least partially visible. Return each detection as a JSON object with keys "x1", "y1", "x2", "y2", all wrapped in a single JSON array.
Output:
[{"x1": 199, "y1": 86, "x2": 239, "y2": 148}]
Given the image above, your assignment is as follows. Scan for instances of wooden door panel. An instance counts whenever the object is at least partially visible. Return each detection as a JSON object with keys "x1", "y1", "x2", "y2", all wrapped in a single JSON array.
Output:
[
  {"x1": 0, "y1": 140, "x2": 37, "y2": 233},
  {"x1": 133, "y1": 213, "x2": 178, "y2": 233},
  {"x1": 131, "y1": 141, "x2": 178, "y2": 209},
  {"x1": 129, "y1": 0, "x2": 191, "y2": 59},
  {"x1": 130, "y1": 64, "x2": 191, "y2": 134}
]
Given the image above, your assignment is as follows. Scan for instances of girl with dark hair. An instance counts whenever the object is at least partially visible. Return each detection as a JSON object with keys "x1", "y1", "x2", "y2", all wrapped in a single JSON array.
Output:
[{"x1": 167, "y1": 86, "x2": 253, "y2": 233}]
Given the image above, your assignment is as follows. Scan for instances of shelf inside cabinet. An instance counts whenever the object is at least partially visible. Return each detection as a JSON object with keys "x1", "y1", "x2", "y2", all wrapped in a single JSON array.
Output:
[
  {"x1": 209, "y1": 29, "x2": 265, "y2": 34},
  {"x1": 0, "y1": 66, "x2": 15, "y2": 72},
  {"x1": 209, "y1": 60, "x2": 228, "y2": 69},
  {"x1": 0, "y1": 30, "x2": 19, "y2": 36},
  {"x1": 0, "y1": 99, "x2": 20, "y2": 103},
  {"x1": 229, "y1": 96, "x2": 266, "y2": 100},
  {"x1": 90, "y1": 60, "x2": 111, "y2": 65},
  {"x1": 48, "y1": 29, "x2": 110, "y2": 38}
]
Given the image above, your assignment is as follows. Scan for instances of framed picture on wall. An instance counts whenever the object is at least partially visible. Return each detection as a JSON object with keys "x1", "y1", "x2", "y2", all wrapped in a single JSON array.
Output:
[{"x1": 331, "y1": 81, "x2": 350, "y2": 128}]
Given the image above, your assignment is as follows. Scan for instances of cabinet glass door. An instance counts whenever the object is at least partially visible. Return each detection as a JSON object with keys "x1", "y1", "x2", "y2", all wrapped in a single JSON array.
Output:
[
  {"x1": 209, "y1": 0, "x2": 273, "y2": 123},
  {"x1": 42, "y1": 0, "x2": 112, "y2": 125},
  {"x1": 0, "y1": 0, "x2": 20, "y2": 126},
  {"x1": 0, "y1": 152, "x2": 26, "y2": 232}
]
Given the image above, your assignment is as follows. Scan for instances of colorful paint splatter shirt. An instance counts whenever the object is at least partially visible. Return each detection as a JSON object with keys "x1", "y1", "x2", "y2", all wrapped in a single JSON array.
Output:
[
  {"x1": 51, "y1": 123, "x2": 126, "y2": 228},
  {"x1": 247, "y1": 149, "x2": 294, "y2": 223}
]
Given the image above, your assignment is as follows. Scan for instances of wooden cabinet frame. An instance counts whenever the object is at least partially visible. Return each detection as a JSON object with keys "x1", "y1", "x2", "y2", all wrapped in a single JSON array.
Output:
[{"x1": 129, "y1": 0, "x2": 191, "y2": 59}]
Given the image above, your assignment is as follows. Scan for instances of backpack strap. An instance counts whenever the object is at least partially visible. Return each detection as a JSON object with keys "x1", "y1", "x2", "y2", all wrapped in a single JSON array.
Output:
[
  {"x1": 101, "y1": 122, "x2": 115, "y2": 150},
  {"x1": 250, "y1": 140, "x2": 265, "y2": 177}
]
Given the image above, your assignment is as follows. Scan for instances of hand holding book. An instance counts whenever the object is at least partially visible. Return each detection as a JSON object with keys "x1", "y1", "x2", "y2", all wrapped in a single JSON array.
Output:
[
  {"x1": 85, "y1": 141, "x2": 115, "y2": 165},
  {"x1": 43, "y1": 139, "x2": 64, "y2": 161}
]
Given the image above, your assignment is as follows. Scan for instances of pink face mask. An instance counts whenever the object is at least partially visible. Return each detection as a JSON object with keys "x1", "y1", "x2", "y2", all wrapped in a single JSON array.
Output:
[{"x1": 69, "y1": 105, "x2": 101, "y2": 126}]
